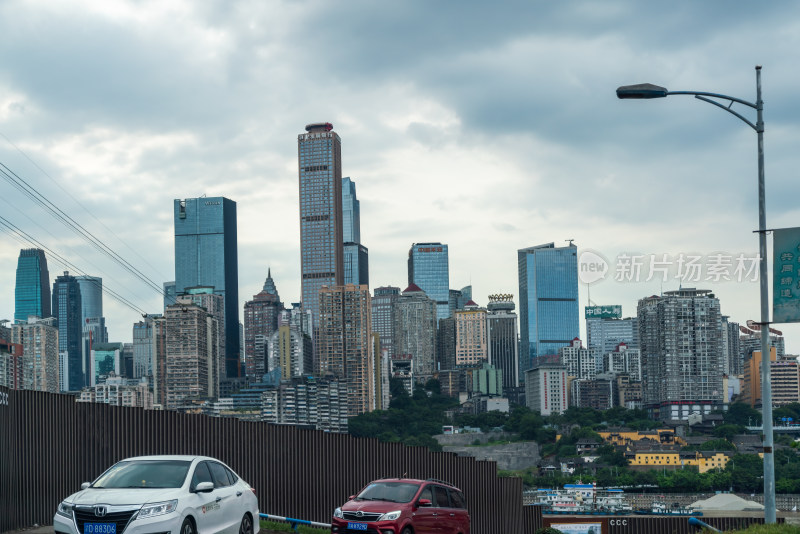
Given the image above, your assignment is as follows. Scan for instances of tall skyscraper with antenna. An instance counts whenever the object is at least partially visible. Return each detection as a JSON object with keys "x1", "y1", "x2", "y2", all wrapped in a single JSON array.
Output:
[{"x1": 298, "y1": 122, "x2": 344, "y2": 341}]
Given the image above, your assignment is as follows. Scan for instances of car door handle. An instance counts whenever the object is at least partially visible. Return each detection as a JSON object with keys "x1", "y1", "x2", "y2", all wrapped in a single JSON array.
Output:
[
  {"x1": 432, "y1": 513, "x2": 439, "y2": 516},
  {"x1": 450, "y1": 513, "x2": 455, "y2": 516},
  {"x1": 237, "y1": 491, "x2": 243, "y2": 497},
  {"x1": 216, "y1": 497, "x2": 222, "y2": 502}
]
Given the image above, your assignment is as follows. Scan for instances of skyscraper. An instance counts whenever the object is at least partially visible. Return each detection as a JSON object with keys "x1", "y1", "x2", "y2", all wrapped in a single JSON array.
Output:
[
  {"x1": 243, "y1": 270, "x2": 283, "y2": 378},
  {"x1": 454, "y1": 300, "x2": 488, "y2": 368},
  {"x1": 76, "y1": 276, "x2": 108, "y2": 380},
  {"x1": 317, "y1": 285, "x2": 373, "y2": 416},
  {"x1": 408, "y1": 243, "x2": 450, "y2": 321},
  {"x1": 517, "y1": 242, "x2": 579, "y2": 375},
  {"x1": 52, "y1": 271, "x2": 83, "y2": 390},
  {"x1": 371, "y1": 286, "x2": 400, "y2": 358},
  {"x1": 585, "y1": 305, "x2": 638, "y2": 354},
  {"x1": 487, "y1": 294, "x2": 520, "y2": 389},
  {"x1": 298, "y1": 122, "x2": 344, "y2": 339},
  {"x1": 637, "y1": 288, "x2": 724, "y2": 420},
  {"x1": 342, "y1": 177, "x2": 369, "y2": 287},
  {"x1": 14, "y1": 249, "x2": 51, "y2": 323},
  {"x1": 174, "y1": 196, "x2": 240, "y2": 378},
  {"x1": 11, "y1": 317, "x2": 59, "y2": 392},
  {"x1": 394, "y1": 284, "x2": 437, "y2": 378}
]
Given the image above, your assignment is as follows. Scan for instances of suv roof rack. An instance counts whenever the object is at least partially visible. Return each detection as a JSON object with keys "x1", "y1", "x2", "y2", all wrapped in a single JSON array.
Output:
[{"x1": 426, "y1": 478, "x2": 454, "y2": 486}]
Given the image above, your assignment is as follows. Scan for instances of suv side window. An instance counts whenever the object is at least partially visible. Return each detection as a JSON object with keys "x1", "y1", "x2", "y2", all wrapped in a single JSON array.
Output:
[
  {"x1": 449, "y1": 489, "x2": 466, "y2": 509},
  {"x1": 208, "y1": 462, "x2": 233, "y2": 488},
  {"x1": 434, "y1": 485, "x2": 450, "y2": 507},
  {"x1": 191, "y1": 462, "x2": 213, "y2": 490},
  {"x1": 418, "y1": 485, "x2": 433, "y2": 504}
]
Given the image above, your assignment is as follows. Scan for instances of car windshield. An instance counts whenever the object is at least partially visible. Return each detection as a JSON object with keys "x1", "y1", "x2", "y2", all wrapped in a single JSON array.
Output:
[
  {"x1": 92, "y1": 460, "x2": 191, "y2": 489},
  {"x1": 356, "y1": 482, "x2": 420, "y2": 503}
]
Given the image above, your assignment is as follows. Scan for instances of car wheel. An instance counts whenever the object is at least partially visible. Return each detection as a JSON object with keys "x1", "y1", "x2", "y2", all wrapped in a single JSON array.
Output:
[
  {"x1": 401, "y1": 528, "x2": 412, "y2": 534},
  {"x1": 239, "y1": 513, "x2": 253, "y2": 534},
  {"x1": 180, "y1": 518, "x2": 196, "y2": 534}
]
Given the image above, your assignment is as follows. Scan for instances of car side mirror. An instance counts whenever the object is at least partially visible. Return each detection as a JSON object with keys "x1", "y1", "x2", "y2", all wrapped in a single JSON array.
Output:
[
  {"x1": 81, "y1": 482, "x2": 91, "y2": 490},
  {"x1": 194, "y1": 482, "x2": 214, "y2": 493},
  {"x1": 348, "y1": 495, "x2": 355, "y2": 500},
  {"x1": 417, "y1": 498, "x2": 432, "y2": 507}
]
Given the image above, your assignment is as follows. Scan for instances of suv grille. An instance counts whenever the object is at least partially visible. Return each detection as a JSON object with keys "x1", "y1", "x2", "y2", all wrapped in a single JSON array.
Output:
[
  {"x1": 73, "y1": 506, "x2": 137, "y2": 534},
  {"x1": 342, "y1": 511, "x2": 382, "y2": 522}
]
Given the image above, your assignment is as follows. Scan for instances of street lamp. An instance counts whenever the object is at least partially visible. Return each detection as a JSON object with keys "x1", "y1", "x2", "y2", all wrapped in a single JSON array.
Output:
[{"x1": 617, "y1": 66, "x2": 775, "y2": 523}]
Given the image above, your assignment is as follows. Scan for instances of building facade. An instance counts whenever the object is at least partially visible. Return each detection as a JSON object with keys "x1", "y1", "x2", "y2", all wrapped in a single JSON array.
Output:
[
  {"x1": 317, "y1": 285, "x2": 373, "y2": 416},
  {"x1": 298, "y1": 122, "x2": 344, "y2": 340},
  {"x1": 454, "y1": 301, "x2": 488, "y2": 368},
  {"x1": 559, "y1": 338, "x2": 597, "y2": 380},
  {"x1": 518, "y1": 242, "x2": 579, "y2": 376},
  {"x1": 243, "y1": 270, "x2": 283, "y2": 379},
  {"x1": 525, "y1": 362, "x2": 568, "y2": 416},
  {"x1": 487, "y1": 295, "x2": 519, "y2": 390},
  {"x1": 174, "y1": 196, "x2": 239, "y2": 378},
  {"x1": 342, "y1": 177, "x2": 369, "y2": 286},
  {"x1": 408, "y1": 243, "x2": 450, "y2": 321},
  {"x1": 260, "y1": 376, "x2": 349, "y2": 432},
  {"x1": 52, "y1": 271, "x2": 84, "y2": 391},
  {"x1": 637, "y1": 288, "x2": 724, "y2": 420},
  {"x1": 585, "y1": 305, "x2": 638, "y2": 354},
  {"x1": 14, "y1": 249, "x2": 51, "y2": 323},
  {"x1": 394, "y1": 284, "x2": 437, "y2": 378},
  {"x1": 372, "y1": 286, "x2": 400, "y2": 359},
  {"x1": 10, "y1": 317, "x2": 59, "y2": 392}
]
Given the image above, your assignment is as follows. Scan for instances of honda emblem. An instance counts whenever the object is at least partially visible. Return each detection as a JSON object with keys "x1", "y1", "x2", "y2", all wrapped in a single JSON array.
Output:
[{"x1": 94, "y1": 506, "x2": 107, "y2": 517}]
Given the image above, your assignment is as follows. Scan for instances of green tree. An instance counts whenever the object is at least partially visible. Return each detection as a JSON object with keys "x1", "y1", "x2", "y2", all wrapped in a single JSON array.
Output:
[
  {"x1": 713, "y1": 424, "x2": 746, "y2": 441},
  {"x1": 724, "y1": 402, "x2": 761, "y2": 426},
  {"x1": 726, "y1": 454, "x2": 763, "y2": 492},
  {"x1": 698, "y1": 439, "x2": 736, "y2": 451}
]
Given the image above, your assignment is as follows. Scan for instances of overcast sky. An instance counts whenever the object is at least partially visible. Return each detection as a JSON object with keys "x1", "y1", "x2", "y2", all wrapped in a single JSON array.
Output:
[{"x1": 1, "y1": 0, "x2": 799, "y2": 353}]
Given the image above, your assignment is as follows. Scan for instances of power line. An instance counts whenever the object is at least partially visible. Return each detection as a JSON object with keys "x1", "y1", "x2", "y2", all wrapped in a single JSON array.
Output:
[{"x1": 0, "y1": 161, "x2": 166, "y2": 298}]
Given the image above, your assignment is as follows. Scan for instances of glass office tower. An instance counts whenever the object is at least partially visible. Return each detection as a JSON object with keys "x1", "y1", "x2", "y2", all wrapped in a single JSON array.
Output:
[
  {"x1": 518, "y1": 242, "x2": 579, "y2": 376},
  {"x1": 14, "y1": 248, "x2": 51, "y2": 322},
  {"x1": 174, "y1": 196, "x2": 240, "y2": 378},
  {"x1": 342, "y1": 176, "x2": 369, "y2": 286},
  {"x1": 407, "y1": 243, "x2": 450, "y2": 321},
  {"x1": 52, "y1": 271, "x2": 84, "y2": 390},
  {"x1": 298, "y1": 122, "x2": 344, "y2": 335}
]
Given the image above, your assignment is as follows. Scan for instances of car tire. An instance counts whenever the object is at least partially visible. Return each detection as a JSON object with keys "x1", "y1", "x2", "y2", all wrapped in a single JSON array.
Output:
[
  {"x1": 239, "y1": 513, "x2": 254, "y2": 534},
  {"x1": 401, "y1": 528, "x2": 412, "y2": 534},
  {"x1": 180, "y1": 518, "x2": 196, "y2": 534}
]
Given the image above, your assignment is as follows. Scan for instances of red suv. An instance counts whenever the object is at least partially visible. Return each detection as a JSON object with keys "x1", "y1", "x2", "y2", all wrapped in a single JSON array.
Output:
[{"x1": 331, "y1": 477, "x2": 470, "y2": 534}]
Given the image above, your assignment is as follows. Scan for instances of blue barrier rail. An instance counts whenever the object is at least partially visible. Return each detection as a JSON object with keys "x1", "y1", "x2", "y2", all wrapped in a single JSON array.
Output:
[
  {"x1": 688, "y1": 516, "x2": 722, "y2": 533},
  {"x1": 259, "y1": 512, "x2": 332, "y2": 531}
]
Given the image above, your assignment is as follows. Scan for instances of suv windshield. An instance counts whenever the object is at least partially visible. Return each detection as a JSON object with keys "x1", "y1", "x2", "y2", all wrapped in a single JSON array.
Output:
[
  {"x1": 92, "y1": 460, "x2": 191, "y2": 489},
  {"x1": 356, "y1": 482, "x2": 420, "y2": 503}
]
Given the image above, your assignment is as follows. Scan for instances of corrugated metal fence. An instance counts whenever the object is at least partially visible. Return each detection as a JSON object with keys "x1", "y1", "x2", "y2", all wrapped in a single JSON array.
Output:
[
  {"x1": 0, "y1": 387, "x2": 541, "y2": 534},
  {"x1": 0, "y1": 387, "x2": 773, "y2": 534}
]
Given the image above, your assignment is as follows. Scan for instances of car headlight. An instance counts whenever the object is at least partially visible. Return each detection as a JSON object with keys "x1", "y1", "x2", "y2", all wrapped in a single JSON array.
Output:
[
  {"x1": 378, "y1": 511, "x2": 402, "y2": 521},
  {"x1": 138, "y1": 500, "x2": 178, "y2": 519},
  {"x1": 333, "y1": 508, "x2": 343, "y2": 519},
  {"x1": 56, "y1": 501, "x2": 73, "y2": 518}
]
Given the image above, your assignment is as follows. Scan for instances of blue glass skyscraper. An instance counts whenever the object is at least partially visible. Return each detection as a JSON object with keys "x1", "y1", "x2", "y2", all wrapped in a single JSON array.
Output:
[
  {"x1": 52, "y1": 271, "x2": 84, "y2": 390},
  {"x1": 518, "y1": 242, "x2": 579, "y2": 375},
  {"x1": 174, "y1": 196, "x2": 240, "y2": 377},
  {"x1": 342, "y1": 176, "x2": 369, "y2": 286},
  {"x1": 14, "y1": 248, "x2": 51, "y2": 322},
  {"x1": 408, "y1": 243, "x2": 450, "y2": 321}
]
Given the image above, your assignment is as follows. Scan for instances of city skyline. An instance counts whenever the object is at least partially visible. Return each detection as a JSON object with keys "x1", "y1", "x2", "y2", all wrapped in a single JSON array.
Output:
[{"x1": 1, "y1": 2, "x2": 800, "y2": 352}]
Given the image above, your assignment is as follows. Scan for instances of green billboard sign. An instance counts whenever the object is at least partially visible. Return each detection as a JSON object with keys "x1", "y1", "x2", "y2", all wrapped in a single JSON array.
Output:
[{"x1": 585, "y1": 305, "x2": 622, "y2": 319}]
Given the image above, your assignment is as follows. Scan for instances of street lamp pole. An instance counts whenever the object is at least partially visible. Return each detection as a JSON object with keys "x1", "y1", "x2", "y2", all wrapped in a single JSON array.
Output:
[{"x1": 617, "y1": 66, "x2": 775, "y2": 523}]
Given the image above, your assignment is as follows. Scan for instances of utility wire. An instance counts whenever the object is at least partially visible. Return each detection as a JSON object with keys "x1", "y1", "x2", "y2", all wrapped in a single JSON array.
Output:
[
  {"x1": 0, "y1": 131, "x2": 168, "y2": 281},
  {"x1": 0, "y1": 161, "x2": 166, "y2": 297},
  {"x1": 0, "y1": 215, "x2": 147, "y2": 316}
]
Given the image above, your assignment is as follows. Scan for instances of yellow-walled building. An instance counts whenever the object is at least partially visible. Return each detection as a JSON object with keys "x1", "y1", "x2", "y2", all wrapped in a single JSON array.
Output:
[{"x1": 626, "y1": 450, "x2": 731, "y2": 473}]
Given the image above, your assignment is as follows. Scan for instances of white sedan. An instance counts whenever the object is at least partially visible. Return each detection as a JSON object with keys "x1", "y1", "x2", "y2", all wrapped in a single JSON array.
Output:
[{"x1": 53, "y1": 455, "x2": 260, "y2": 534}]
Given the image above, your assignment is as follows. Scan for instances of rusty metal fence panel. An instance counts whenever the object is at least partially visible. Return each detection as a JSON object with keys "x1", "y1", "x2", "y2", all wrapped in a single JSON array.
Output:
[{"x1": 0, "y1": 387, "x2": 537, "y2": 534}]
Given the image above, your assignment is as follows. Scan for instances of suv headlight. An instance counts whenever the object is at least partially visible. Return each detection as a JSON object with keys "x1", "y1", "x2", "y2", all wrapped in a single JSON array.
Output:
[
  {"x1": 378, "y1": 511, "x2": 402, "y2": 521},
  {"x1": 138, "y1": 500, "x2": 178, "y2": 519},
  {"x1": 333, "y1": 508, "x2": 343, "y2": 519},
  {"x1": 56, "y1": 502, "x2": 73, "y2": 518}
]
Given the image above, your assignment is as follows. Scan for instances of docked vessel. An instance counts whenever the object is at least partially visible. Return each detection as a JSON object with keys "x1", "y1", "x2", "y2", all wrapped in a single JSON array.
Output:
[
  {"x1": 532, "y1": 484, "x2": 633, "y2": 515},
  {"x1": 636, "y1": 501, "x2": 702, "y2": 516}
]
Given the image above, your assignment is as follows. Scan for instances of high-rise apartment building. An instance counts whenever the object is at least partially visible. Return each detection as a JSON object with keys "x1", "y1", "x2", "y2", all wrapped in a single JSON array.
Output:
[
  {"x1": 741, "y1": 347, "x2": 777, "y2": 407},
  {"x1": 164, "y1": 298, "x2": 220, "y2": 409},
  {"x1": 298, "y1": 123, "x2": 344, "y2": 340},
  {"x1": 372, "y1": 286, "x2": 400, "y2": 358},
  {"x1": 243, "y1": 270, "x2": 283, "y2": 378},
  {"x1": 132, "y1": 315, "x2": 162, "y2": 380},
  {"x1": 52, "y1": 271, "x2": 84, "y2": 390},
  {"x1": 268, "y1": 324, "x2": 313, "y2": 379},
  {"x1": 525, "y1": 361, "x2": 568, "y2": 416},
  {"x1": 559, "y1": 338, "x2": 597, "y2": 380},
  {"x1": 487, "y1": 294, "x2": 519, "y2": 389},
  {"x1": 11, "y1": 317, "x2": 60, "y2": 392},
  {"x1": 408, "y1": 243, "x2": 450, "y2": 321},
  {"x1": 740, "y1": 321, "x2": 785, "y2": 369},
  {"x1": 454, "y1": 301, "x2": 488, "y2": 368},
  {"x1": 342, "y1": 177, "x2": 369, "y2": 286},
  {"x1": 723, "y1": 318, "x2": 741, "y2": 375},
  {"x1": 603, "y1": 342, "x2": 642, "y2": 381},
  {"x1": 261, "y1": 376, "x2": 349, "y2": 432},
  {"x1": 436, "y1": 317, "x2": 457, "y2": 372},
  {"x1": 317, "y1": 285, "x2": 373, "y2": 416},
  {"x1": 174, "y1": 196, "x2": 239, "y2": 378},
  {"x1": 14, "y1": 248, "x2": 51, "y2": 323},
  {"x1": 637, "y1": 288, "x2": 724, "y2": 420},
  {"x1": 394, "y1": 284, "x2": 437, "y2": 378},
  {"x1": 518, "y1": 243, "x2": 579, "y2": 376}
]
